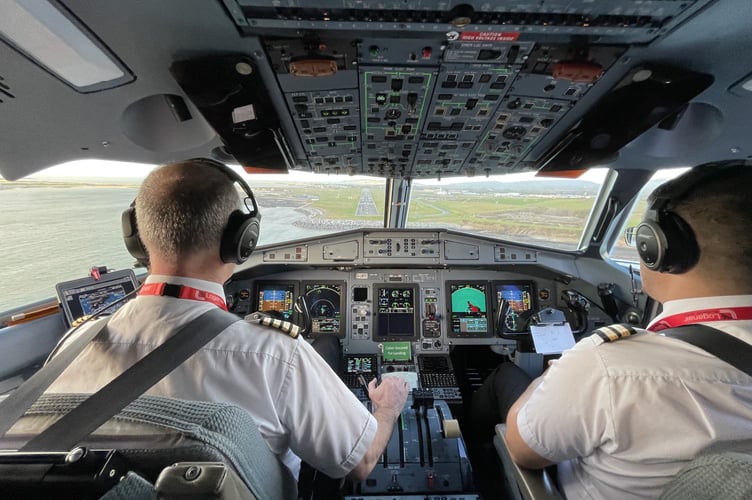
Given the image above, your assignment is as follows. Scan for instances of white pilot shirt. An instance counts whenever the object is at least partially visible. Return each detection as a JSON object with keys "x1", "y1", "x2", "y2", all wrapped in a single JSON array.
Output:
[
  {"x1": 516, "y1": 295, "x2": 752, "y2": 500},
  {"x1": 48, "y1": 275, "x2": 377, "y2": 479}
]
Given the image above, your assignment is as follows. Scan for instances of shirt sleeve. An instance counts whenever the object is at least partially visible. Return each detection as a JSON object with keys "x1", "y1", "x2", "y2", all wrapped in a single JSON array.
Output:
[
  {"x1": 516, "y1": 337, "x2": 615, "y2": 463},
  {"x1": 277, "y1": 338, "x2": 377, "y2": 478}
]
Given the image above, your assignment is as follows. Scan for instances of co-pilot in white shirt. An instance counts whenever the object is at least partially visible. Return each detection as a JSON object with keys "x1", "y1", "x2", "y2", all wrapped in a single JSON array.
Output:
[
  {"x1": 517, "y1": 295, "x2": 752, "y2": 500},
  {"x1": 48, "y1": 274, "x2": 377, "y2": 479}
]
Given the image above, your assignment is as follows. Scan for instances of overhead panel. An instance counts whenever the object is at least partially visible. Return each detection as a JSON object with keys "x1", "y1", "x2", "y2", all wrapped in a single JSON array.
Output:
[{"x1": 231, "y1": 0, "x2": 715, "y2": 178}]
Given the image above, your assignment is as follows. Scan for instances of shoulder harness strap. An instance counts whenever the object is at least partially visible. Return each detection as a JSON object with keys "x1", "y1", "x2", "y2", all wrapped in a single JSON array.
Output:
[
  {"x1": 245, "y1": 311, "x2": 300, "y2": 339},
  {"x1": 592, "y1": 323, "x2": 637, "y2": 343}
]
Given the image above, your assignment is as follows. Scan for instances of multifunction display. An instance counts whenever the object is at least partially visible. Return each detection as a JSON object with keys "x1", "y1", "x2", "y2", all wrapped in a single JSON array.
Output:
[
  {"x1": 373, "y1": 284, "x2": 419, "y2": 341},
  {"x1": 447, "y1": 281, "x2": 491, "y2": 338},
  {"x1": 255, "y1": 282, "x2": 297, "y2": 321},
  {"x1": 494, "y1": 281, "x2": 536, "y2": 333},
  {"x1": 303, "y1": 281, "x2": 346, "y2": 337}
]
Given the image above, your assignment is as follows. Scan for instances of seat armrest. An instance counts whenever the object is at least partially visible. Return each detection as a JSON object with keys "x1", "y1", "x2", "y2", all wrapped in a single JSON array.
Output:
[{"x1": 493, "y1": 423, "x2": 564, "y2": 500}]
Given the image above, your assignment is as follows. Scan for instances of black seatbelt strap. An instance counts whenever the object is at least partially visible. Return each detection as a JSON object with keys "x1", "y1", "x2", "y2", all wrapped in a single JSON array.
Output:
[
  {"x1": 663, "y1": 324, "x2": 752, "y2": 377},
  {"x1": 21, "y1": 307, "x2": 239, "y2": 452},
  {"x1": 0, "y1": 316, "x2": 111, "y2": 440}
]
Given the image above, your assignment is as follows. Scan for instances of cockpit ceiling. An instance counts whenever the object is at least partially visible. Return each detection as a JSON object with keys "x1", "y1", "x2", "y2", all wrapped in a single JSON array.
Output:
[{"x1": 2, "y1": 0, "x2": 747, "y2": 181}]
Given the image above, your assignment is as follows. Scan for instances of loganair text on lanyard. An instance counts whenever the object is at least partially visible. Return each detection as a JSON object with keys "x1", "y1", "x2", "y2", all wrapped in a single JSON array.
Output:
[
  {"x1": 648, "y1": 306, "x2": 752, "y2": 332},
  {"x1": 139, "y1": 282, "x2": 228, "y2": 311}
]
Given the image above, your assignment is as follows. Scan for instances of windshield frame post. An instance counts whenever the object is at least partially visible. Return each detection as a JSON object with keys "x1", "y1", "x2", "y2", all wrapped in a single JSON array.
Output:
[{"x1": 384, "y1": 177, "x2": 413, "y2": 228}]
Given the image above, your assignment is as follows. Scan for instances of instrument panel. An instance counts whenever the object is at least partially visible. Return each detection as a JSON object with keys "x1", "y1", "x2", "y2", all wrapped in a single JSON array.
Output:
[
  {"x1": 223, "y1": 229, "x2": 584, "y2": 354},
  {"x1": 227, "y1": 266, "x2": 556, "y2": 353}
]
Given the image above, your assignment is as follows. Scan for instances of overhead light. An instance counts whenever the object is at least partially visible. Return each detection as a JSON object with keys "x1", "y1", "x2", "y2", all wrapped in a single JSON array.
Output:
[{"x1": 0, "y1": 0, "x2": 133, "y2": 92}]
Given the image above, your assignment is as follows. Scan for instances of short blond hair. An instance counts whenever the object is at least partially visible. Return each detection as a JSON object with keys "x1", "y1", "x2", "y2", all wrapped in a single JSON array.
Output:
[{"x1": 136, "y1": 160, "x2": 240, "y2": 263}]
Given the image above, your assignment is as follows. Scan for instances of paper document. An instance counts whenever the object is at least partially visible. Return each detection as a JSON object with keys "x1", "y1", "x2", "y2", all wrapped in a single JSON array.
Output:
[
  {"x1": 381, "y1": 371, "x2": 419, "y2": 390},
  {"x1": 530, "y1": 324, "x2": 576, "y2": 354}
]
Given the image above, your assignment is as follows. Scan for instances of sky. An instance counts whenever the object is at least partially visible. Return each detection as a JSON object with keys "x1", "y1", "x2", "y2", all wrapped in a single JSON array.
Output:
[
  {"x1": 13, "y1": 160, "x2": 685, "y2": 186},
  {"x1": 21, "y1": 159, "x2": 622, "y2": 185},
  {"x1": 27, "y1": 159, "x2": 156, "y2": 180}
]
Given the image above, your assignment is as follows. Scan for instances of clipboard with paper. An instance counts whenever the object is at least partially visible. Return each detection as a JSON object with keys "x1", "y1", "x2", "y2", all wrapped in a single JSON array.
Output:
[{"x1": 528, "y1": 308, "x2": 576, "y2": 354}]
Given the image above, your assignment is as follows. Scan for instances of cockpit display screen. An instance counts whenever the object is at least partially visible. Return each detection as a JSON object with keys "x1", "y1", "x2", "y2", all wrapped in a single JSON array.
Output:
[
  {"x1": 373, "y1": 284, "x2": 419, "y2": 341},
  {"x1": 303, "y1": 281, "x2": 346, "y2": 337},
  {"x1": 447, "y1": 281, "x2": 491, "y2": 337},
  {"x1": 55, "y1": 269, "x2": 138, "y2": 327},
  {"x1": 494, "y1": 281, "x2": 536, "y2": 333},
  {"x1": 346, "y1": 355, "x2": 376, "y2": 374},
  {"x1": 255, "y1": 281, "x2": 297, "y2": 321}
]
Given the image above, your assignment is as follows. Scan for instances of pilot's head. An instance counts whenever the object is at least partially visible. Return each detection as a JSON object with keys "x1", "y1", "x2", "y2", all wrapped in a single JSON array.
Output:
[
  {"x1": 135, "y1": 158, "x2": 260, "y2": 277},
  {"x1": 635, "y1": 159, "x2": 752, "y2": 302}
]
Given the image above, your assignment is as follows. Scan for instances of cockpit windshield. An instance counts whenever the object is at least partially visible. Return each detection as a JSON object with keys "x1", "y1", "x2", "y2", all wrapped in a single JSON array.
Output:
[
  {"x1": 408, "y1": 169, "x2": 609, "y2": 250},
  {"x1": 251, "y1": 168, "x2": 610, "y2": 251},
  {"x1": 251, "y1": 172, "x2": 385, "y2": 245}
]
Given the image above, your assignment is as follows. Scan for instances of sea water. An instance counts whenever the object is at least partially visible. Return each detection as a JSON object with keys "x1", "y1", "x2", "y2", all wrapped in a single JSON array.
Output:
[{"x1": 0, "y1": 184, "x2": 326, "y2": 313}]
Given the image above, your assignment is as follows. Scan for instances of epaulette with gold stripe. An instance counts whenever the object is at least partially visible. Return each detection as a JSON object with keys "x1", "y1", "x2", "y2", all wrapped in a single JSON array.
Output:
[
  {"x1": 245, "y1": 312, "x2": 300, "y2": 339},
  {"x1": 593, "y1": 323, "x2": 636, "y2": 343}
]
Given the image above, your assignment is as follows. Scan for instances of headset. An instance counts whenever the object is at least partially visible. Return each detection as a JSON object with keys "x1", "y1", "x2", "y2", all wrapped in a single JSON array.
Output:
[
  {"x1": 634, "y1": 160, "x2": 748, "y2": 274},
  {"x1": 121, "y1": 158, "x2": 261, "y2": 266}
]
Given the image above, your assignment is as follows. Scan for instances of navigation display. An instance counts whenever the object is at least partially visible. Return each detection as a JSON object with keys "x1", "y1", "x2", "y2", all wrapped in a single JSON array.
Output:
[
  {"x1": 447, "y1": 281, "x2": 491, "y2": 337},
  {"x1": 255, "y1": 281, "x2": 297, "y2": 321},
  {"x1": 373, "y1": 284, "x2": 419, "y2": 341},
  {"x1": 303, "y1": 281, "x2": 346, "y2": 337},
  {"x1": 56, "y1": 269, "x2": 138, "y2": 327},
  {"x1": 494, "y1": 281, "x2": 536, "y2": 333}
]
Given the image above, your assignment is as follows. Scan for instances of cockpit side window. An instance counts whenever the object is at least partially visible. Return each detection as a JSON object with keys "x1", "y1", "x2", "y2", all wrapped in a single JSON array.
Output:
[{"x1": 608, "y1": 168, "x2": 690, "y2": 263}]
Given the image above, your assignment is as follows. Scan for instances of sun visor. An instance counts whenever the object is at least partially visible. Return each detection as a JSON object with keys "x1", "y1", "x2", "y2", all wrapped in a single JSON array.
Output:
[
  {"x1": 537, "y1": 64, "x2": 713, "y2": 174},
  {"x1": 170, "y1": 54, "x2": 293, "y2": 171}
]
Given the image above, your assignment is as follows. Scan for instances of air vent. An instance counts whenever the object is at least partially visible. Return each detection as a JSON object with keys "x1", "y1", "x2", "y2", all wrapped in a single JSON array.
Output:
[
  {"x1": 243, "y1": 7, "x2": 667, "y2": 28},
  {"x1": 0, "y1": 75, "x2": 15, "y2": 103}
]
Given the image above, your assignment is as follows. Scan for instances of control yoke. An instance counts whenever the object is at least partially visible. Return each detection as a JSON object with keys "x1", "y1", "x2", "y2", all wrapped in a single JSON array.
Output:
[
  {"x1": 294, "y1": 295, "x2": 312, "y2": 337},
  {"x1": 561, "y1": 290, "x2": 590, "y2": 337}
]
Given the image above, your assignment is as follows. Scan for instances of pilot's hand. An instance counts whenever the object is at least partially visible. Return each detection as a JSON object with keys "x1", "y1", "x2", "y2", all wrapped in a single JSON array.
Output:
[{"x1": 368, "y1": 377, "x2": 409, "y2": 418}]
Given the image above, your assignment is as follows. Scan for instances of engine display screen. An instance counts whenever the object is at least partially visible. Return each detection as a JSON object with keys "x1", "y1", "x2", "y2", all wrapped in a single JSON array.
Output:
[
  {"x1": 494, "y1": 281, "x2": 536, "y2": 333},
  {"x1": 346, "y1": 355, "x2": 376, "y2": 374},
  {"x1": 303, "y1": 281, "x2": 346, "y2": 337},
  {"x1": 373, "y1": 284, "x2": 419, "y2": 341},
  {"x1": 255, "y1": 282, "x2": 297, "y2": 321},
  {"x1": 447, "y1": 281, "x2": 491, "y2": 337}
]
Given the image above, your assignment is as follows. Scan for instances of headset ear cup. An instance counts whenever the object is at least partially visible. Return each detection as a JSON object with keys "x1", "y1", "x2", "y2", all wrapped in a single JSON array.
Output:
[
  {"x1": 220, "y1": 210, "x2": 261, "y2": 264},
  {"x1": 635, "y1": 220, "x2": 667, "y2": 271},
  {"x1": 636, "y1": 215, "x2": 699, "y2": 274},
  {"x1": 121, "y1": 205, "x2": 149, "y2": 266},
  {"x1": 658, "y1": 212, "x2": 699, "y2": 274}
]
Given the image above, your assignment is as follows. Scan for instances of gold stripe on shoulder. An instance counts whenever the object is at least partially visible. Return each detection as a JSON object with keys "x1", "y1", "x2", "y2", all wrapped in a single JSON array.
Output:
[
  {"x1": 245, "y1": 312, "x2": 300, "y2": 339},
  {"x1": 593, "y1": 323, "x2": 637, "y2": 343}
]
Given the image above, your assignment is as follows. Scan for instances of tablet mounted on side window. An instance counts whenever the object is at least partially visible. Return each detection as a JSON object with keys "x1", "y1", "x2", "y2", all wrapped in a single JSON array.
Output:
[{"x1": 55, "y1": 269, "x2": 138, "y2": 327}]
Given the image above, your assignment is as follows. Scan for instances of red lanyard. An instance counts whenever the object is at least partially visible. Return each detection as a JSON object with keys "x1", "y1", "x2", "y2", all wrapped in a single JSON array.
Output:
[
  {"x1": 648, "y1": 306, "x2": 752, "y2": 332},
  {"x1": 139, "y1": 282, "x2": 228, "y2": 311}
]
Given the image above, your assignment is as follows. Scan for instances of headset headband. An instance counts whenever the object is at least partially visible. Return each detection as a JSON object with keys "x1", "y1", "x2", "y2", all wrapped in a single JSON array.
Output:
[{"x1": 186, "y1": 158, "x2": 260, "y2": 217}]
